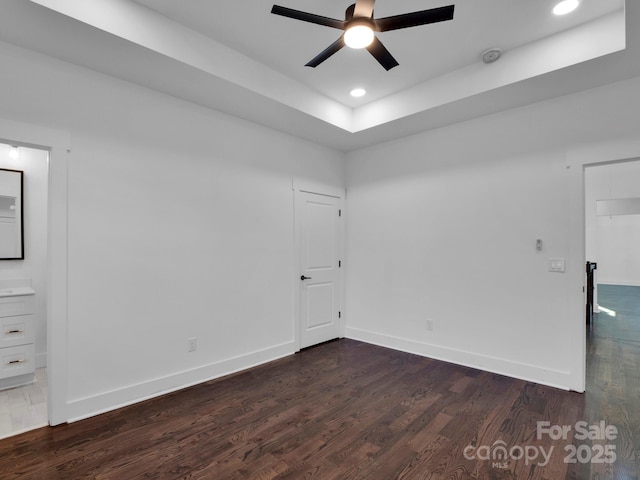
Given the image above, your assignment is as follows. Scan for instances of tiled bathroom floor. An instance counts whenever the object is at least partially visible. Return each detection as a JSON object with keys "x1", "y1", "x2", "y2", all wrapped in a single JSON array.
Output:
[{"x1": 0, "y1": 368, "x2": 48, "y2": 439}]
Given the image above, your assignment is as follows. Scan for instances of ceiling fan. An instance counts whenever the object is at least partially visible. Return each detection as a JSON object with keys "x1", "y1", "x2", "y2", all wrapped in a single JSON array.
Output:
[{"x1": 271, "y1": 0, "x2": 455, "y2": 71}]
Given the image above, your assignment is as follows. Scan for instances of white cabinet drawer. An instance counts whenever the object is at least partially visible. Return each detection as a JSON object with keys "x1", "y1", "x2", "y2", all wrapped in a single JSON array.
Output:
[
  {"x1": 0, "y1": 296, "x2": 35, "y2": 318},
  {"x1": 1, "y1": 315, "x2": 34, "y2": 348},
  {"x1": 0, "y1": 344, "x2": 35, "y2": 379}
]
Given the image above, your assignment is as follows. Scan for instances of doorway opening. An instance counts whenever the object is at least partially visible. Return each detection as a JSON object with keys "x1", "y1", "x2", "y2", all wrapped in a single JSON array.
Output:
[
  {"x1": 584, "y1": 159, "x2": 640, "y2": 389},
  {"x1": 0, "y1": 142, "x2": 49, "y2": 439}
]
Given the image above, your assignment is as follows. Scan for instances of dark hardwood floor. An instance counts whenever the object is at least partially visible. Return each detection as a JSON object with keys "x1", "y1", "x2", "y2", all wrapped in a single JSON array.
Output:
[
  {"x1": 1, "y1": 287, "x2": 639, "y2": 479},
  {"x1": 580, "y1": 285, "x2": 640, "y2": 480}
]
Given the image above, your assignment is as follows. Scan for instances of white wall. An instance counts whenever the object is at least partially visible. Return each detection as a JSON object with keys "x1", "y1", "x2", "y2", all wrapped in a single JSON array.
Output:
[
  {"x1": 585, "y1": 161, "x2": 640, "y2": 287},
  {"x1": 0, "y1": 40, "x2": 345, "y2": 421},
  {"x1": 596, "y1": 214, "x2": 640, "y2": 285},
  {"x1": 0, "y1": 144, "x2": 48, "y2": 367},
  {"x1": 346, "y1": 75, "x2": 640, "y2": 391}
]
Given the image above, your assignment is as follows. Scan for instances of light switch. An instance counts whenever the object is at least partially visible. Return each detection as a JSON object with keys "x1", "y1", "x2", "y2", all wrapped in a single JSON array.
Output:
[{"x1": 548, "y1": 258, "x2": 565, "y2": 273}]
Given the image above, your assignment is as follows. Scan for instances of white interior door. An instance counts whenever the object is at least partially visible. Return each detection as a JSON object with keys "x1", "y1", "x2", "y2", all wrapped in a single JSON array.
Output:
[{"x1": 297, "y1": 191, "x2": 341, "y2": 349}]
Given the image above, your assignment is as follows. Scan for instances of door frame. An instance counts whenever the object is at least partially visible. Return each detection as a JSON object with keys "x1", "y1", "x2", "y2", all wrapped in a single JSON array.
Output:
[
  {"x1": 567, "y1": 138, "x2": 640, "y2": 393},
  {"x1": 0, "y1": 117, "x2": 70, "y2": 425},
  {"x1": 292, "y1": 180, "x2": 345, "y2": 351}
]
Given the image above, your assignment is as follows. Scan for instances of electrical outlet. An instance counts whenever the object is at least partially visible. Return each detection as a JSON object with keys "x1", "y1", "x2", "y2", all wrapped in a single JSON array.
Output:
[
  {"x1": 426, "y1": 319, "x2": 434, "y2": 332},
  {"x1": 187, "y1": 337, "x2": 197, "y2": 352}
]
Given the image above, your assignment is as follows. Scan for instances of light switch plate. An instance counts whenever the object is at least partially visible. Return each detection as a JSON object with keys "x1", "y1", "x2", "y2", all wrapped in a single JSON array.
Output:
[{"x1": 548, "y1": 258, "x2": 565, "y2": 273}]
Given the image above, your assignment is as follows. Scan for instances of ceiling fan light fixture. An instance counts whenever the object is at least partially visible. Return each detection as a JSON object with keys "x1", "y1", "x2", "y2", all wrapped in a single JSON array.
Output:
[
  {"x1": 553, "y1": 0, "x2": 579, "y2": 16},
  {"x1": 344, "y1": 23, "x2": 375, "y2": 49}
]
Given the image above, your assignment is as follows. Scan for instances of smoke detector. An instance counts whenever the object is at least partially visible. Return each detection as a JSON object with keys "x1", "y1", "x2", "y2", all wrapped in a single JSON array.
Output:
[{"x1": 482, "y1": 48, "x2": 501, "y2": 64}]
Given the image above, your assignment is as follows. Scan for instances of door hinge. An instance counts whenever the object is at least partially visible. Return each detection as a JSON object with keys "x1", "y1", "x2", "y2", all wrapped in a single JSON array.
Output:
[
  {"x1": 339, "y1": 311, "x2": 341, "y2": 319},
  {"x1": 339, "y1": 209, "x2": 342, "y2": 217},
  {"x1": 339, "y1": 260, "x2": 342, "y2": 268}
]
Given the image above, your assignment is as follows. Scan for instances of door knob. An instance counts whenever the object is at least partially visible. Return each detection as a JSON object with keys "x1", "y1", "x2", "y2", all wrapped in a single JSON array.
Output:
[{"x1": 300, "y1": 275, "x2": 312, "y2": 281}]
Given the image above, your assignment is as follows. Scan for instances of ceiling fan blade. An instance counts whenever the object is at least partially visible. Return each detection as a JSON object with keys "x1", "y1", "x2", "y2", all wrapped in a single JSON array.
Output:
[
  {"x1": 345, "y1": 4, "x2": 356, "y2": 20},
  {"x1": 305, "y1": 36, "x2": 346, "y2": 68},
  {"x1": 271, "y1": 5, "x2": 346, "y2": 30},
  {"x1": 375, "y1": 5, "x2": 455, "y2": 32},
  {"x1": 366, "y1": 37, "x2": 399, "y2": 71},
  {"x1": 353, "y1": 0, "x2": 375, "y2": 18}
]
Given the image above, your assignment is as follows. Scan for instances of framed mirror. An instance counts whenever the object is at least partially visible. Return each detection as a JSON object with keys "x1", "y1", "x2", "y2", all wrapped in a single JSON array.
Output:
[{"x1": 0, "y1": 168, "x2": 24, "y2": 260}]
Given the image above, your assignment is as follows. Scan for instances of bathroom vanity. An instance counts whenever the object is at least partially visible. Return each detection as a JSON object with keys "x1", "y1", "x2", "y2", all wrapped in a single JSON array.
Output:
[{"x1": 0, "y1": 281, "x2": 36, "y2": 390}]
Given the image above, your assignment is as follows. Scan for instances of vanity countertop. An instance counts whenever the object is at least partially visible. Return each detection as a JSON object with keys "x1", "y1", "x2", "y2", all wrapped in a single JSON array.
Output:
[{"x1": 0, "y1": 286, "x2": 36, "y2": 297}]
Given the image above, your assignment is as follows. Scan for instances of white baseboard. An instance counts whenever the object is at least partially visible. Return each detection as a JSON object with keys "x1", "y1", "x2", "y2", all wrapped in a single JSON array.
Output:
[
  {"x1": 345, "y1": 327, "x2": 572, "y2": 391},
  {"x1": 66, "y1": 341, "x2": 296, "y2": 423},
  {"x1": 35, "y1": 352, "x2": 47, "y2": 369}
]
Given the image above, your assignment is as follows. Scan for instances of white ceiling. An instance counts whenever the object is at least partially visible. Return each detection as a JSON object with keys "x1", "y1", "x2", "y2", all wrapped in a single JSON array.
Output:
[
  {"x1": 0, "y1": 0, "x2": 637, "y2": 151},
  {"x1": 133, "y1": 0, "x2": 623, "y2": 107}
]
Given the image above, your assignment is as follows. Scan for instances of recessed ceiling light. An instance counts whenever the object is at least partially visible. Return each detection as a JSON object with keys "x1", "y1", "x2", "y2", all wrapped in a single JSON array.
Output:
[
  {"x1": 553, "y1": 0, "x2": 579, "y2": 16},
  {"x1": 350, "y1": 88, "x2": 367, "y2": 98}
]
